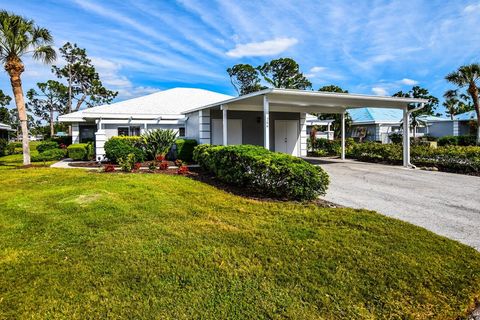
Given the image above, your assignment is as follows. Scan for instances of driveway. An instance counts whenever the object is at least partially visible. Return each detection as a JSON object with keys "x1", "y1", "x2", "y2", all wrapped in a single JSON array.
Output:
[{"x1": 308, "y1": 158, "x2": 480, "y2": 251}]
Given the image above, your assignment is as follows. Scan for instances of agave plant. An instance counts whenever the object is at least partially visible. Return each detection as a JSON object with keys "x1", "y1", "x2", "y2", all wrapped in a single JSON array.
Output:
[{"x1": 141, "y1": 129, "x2": 177, "y2": 160}]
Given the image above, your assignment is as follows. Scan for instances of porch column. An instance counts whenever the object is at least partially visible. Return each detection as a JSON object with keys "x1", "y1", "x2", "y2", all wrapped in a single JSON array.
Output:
[
  {"x1": 263, "y1": 95, "x2": 270, "y2": 150},
  {"x1": 221, "y1": 105, "x2": 228, "y2": 146},
  {"x1": 341, "y1": 111, "x2": 346, "y2": 160},
  {"x1": 403, "y1": 107, "x2": 410, "y2": 167}
]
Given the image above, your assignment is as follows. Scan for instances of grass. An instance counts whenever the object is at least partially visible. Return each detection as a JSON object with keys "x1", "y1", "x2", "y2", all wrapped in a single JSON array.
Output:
[
  {"x1": 0, "y1": 164, "x2": 479, "y2": 318},
  {"x1": 0, "y1": 142, "x2": 55, "y2": 170}
]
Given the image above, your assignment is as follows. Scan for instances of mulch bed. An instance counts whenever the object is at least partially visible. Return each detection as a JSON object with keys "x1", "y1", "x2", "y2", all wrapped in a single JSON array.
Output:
[{"x1": 68, "y1": 160, "x2": 177, "y2": 168}]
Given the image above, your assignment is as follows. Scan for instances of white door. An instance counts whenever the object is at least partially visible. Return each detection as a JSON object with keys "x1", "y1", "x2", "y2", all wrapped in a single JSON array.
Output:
[
  {"x1": 212, "y1": 119, "x2": 242, "y2": 145},
  {"x1": 275, "y1": 120, "x2": 299, "y2": 155}
]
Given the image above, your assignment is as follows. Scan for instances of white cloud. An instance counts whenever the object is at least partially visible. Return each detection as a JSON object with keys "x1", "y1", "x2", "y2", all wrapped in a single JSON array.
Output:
[
  {"x1": 226, "y1": 37, "x2": 298, "y2": 58},
  {"x1": 309, "y1": 66, "x2": 327, "y2": 73},
  {"x1": 305, "y1": 66, "x2": 344, "y2": 81},
  {"x1": 464, "y1": 3, "x2": 480, "y2": 12},
  {"x1": 399, "y1": 78, "x2": 418, "y2": 86},
  {"x1": 372, "y1": 87, "x2": 389, "y2": 96}
]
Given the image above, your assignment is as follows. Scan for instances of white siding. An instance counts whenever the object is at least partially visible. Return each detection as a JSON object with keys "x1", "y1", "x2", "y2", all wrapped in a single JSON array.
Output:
[
  {"x1": 199, "y1": 109, "x2": 211, "y2": 144},
  {"x1": 185, "y1": 111, "x2": 199, "y2": 140}
]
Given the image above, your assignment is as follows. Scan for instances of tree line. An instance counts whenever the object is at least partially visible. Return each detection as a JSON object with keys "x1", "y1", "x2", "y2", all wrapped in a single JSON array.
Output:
[
  {"x1": 0, "y1": 11, "x2": 117, "y2": 165},
  {"x1": 226, "y1": 59, "x2": 480, "y2": 143}
]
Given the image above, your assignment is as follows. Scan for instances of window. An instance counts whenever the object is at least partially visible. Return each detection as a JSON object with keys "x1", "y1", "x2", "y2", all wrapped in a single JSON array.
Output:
[
  {"x1": 118, "y1": 127, "x2": 129, "y2": 136},
  {"x1": 79, "y1": 125, "x2": 96, "y2": 143},
  {"x1": 118, "y1": 126, "x2": 141, "y2": 136},
  {"x1": 179, "y1": 127, "x2": 185, "y2": 137}
]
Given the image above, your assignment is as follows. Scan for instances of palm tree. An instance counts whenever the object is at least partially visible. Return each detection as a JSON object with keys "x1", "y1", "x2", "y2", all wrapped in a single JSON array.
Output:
[
  {"x1": 0, "y1": 11, "x2": 56, "y2": 165},
  {"x1": 445, "y1": 64, "x2": 480, "y2": 144}
]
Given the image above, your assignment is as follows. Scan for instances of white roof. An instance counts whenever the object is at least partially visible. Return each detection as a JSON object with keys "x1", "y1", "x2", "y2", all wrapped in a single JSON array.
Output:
[
  {"x1": 59, "y1": 87, "x2": 233, "y2": 122},
  {"x1": 0, "y1": 122, "x2": 13, "y2": 131}
]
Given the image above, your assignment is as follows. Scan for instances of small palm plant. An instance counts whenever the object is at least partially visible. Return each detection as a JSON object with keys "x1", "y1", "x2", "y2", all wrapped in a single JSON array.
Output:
[
  {"x1": 141, "y1": 129, "x2": 177, "y2": 160},
  {"x1": 0, "y1": 11, "x2": 56, "y2": 165}
]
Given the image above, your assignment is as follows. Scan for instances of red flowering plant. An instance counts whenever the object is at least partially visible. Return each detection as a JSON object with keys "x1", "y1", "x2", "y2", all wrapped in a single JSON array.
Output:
[
  {"x1": 177, "y1": 165, "x2": 189, "y2": 175},
  {"x1": 133, "y1": 162, "x2": 142, "y2": 171},
  {"x1": 155, "y1": 154, "x2": 165, "y2": 162},
  {"x1": 159, "y1": 161, "x2": 169, "y2": 170},
  {"x1": 103, "y1": 164, "x2": 115, "y2": 172},
  {"x1": 59, "y1": 143, "x2": 67, "y2": 149}
]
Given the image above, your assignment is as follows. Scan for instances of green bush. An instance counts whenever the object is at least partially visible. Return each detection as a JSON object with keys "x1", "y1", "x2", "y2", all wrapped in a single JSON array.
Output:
[
  {"x1": 118, "y1": 153, "x2": 136, "y2": 172},
  {"x1": 31, "y1": 148, "x2": 67, "y2": 162},
  {"x1": 141, "y1": 129, "x2": 177, "y2": 160},
  {"x1": 104, "y1": 136, "x2": 145, "y2": 163},
  {"x1": 67, "y1": 143, "x2": 94, "y2": 161},
  {"x1": 193, "y1": 144, "x2": 330, "y2": 201},
  {"x1": 0, "y1": 138, "x2": 7, "y2": 156},
  {"x1": 175, "y1": 139, "x2": 198, "y2": 162},
  {"x1": 438, "y1": 135, "x2": 477, "y2": 147},
  {"x1": 7, "y1": 142, "x2": 22, "y2": 155},
  {"x1": 37, "y1": 141, "x2": 59, "y2": 153},
  {"x1": 389, "y1": 132, "x2": 403, "y2": 144},
  {"x1": 347, "y1": 141, "x2": 480, "y2": 174}
]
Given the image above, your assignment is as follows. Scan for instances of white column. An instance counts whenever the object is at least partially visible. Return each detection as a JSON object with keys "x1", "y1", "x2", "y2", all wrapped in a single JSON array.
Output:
[
  {"x1": 403, "y1": 107, "x2": 410, "y2": 167},
  {"x1": 95, "y1": 118, "x2": 106, "y2": 161},
  {"x1": 263, "y1": 95, "x2": 270, "y2": 150},
  {"x1": 221, "y1": 105, "x2": 228, "y2": 146},
  {"x1": 341, "y1": 112, "x2": 346, "y2": 160}
]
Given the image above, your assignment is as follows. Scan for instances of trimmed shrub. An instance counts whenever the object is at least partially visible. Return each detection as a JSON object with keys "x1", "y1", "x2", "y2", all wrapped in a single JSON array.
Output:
[
  {"x1": 141, "y1": 129, "x2": 177, "y2": 160},
  {"x1": 7, "y1": 142, "x2": 22, "y2": 155},
  {"x1": 67, "y1": 143, "x2": 94, "y2": 161},
  {"x1": 31, "y1": 148, "x2": 67, "y2": 162},
  {"x1": 193, "y1": 144, "x2": 330, "y2": 201},
  {"x1": 37, "y1": 141, "x2": 59, "y2": 153},
  {"x1": 0, "y1": 138, "x2": 7, "y2": 156},
  {"x1": 104, "y1": 136, "x2": 145, "y2": 163},
  {"x1": 118, "y1": 153, "x2": 136, "y2": 172},
  {"x1": 175, "y1": 139, "x2": 198, "y2": 162},
  {"x1": 438, "y1": 135, "x2": 477, "y2": 147}
]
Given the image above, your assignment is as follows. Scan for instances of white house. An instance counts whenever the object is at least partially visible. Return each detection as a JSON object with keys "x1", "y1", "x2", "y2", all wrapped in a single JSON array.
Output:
[
  {"x1": 60, "y1": 87, "x2": 427, "y2": 167},
  {"x1": 59, "y1": 88, "x2": 232, "y2": 161},
  {"x1": 0, "y1": 122, "x2": 14, "y2": 140}
]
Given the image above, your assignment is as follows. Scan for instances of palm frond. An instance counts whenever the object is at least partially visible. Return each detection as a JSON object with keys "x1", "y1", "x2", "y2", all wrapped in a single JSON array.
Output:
[{"x1": 32, "y1": 45, "x2": 56, "y2": 64}]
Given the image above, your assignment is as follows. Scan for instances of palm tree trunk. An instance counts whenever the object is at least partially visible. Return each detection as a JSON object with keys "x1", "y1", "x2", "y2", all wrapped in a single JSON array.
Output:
[
  {"x1": 468, "y1": 83, "x2": 480, "y2": 145},
  {"x1": 6, "y1": 58, "x2": 30, "y2": 165},
  {"x1": 50, "y1": 109, "x2": 54, "y2": 137}
]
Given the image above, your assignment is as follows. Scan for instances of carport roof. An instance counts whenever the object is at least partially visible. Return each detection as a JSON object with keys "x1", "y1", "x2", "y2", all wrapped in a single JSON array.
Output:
[{"x1": 182, "y1": 88, "x2": 429, "y2": 114}]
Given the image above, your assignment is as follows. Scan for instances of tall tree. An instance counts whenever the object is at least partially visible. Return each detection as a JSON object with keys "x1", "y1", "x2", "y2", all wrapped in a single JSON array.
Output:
[
  {"x1": 393, "y1": 86, "x2": 439, "y2": 139},
  {"x1": 52, "y1": 42, "x2": 117, "y2": 113},
  {"x1": 445, "y1": 64, "x2": 480, "y2": 144},
  {"x1": 0, "y1": 89, "x2": 12, "y2": 124},
  {"x1": 27, "y1": 80, "x2": 68, "y2": 137},
  {"x1": 227, "y1": 64, "x2": 265, "y2": 95},
  {"x1": 0, "y1": 10, "x2": 56, "y2": 165},
  {"x1": 257, "y1": 58, "x2": 312, "y2": 90},
  {"x1": 318, "y1": 85, "x2": 352, "y2": 138}
]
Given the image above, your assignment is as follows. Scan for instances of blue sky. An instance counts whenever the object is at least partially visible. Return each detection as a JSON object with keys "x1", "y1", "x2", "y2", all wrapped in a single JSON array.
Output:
[{"x1": 1, "y1": 0, "x2": 480, "y2": 114}]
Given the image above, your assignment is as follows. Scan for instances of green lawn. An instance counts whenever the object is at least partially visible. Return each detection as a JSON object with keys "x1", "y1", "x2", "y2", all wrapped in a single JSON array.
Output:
[{"x1": 0, "y1": 164, "x2": 479, "y2": 318}]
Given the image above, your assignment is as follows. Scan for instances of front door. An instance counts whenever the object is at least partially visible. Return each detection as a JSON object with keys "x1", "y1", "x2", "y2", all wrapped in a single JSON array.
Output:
[{"x1": 275, "y1": 120, "x2": 298, "y2": 155}]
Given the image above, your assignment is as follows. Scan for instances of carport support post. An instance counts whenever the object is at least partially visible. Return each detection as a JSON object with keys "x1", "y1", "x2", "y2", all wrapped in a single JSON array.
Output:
[
  {"x1": 403, "y1": 107, "x2": 410, "y2": 167},
  {"x1": 341, "y1": 111, "x2": 346, "y2": 160},
  {"x1": 263, "y1": 95, "x2": 270, "y2": 150},
  {"x1": 221, "y1": 105, "x2": 228, "y2": 146}
]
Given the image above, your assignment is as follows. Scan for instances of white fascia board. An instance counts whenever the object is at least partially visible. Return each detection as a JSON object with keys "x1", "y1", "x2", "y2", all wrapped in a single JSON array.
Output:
[
  {"x1": 81, "y1": 113, "x2": 185, "y2": 120},
  {"x1": 58, "y1": 117, "x2": 87, "y2": 123},
  {"x1": 100, "y1": 119, "x2": 185, "y2": 125}
]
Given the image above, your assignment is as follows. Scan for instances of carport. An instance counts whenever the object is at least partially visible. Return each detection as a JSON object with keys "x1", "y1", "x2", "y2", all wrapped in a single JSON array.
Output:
[{"x1": 183, "y1": 88, "x2": 428, "y2": 167}]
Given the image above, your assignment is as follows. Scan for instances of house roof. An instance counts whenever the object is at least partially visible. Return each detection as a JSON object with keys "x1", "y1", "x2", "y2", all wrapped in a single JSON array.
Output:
[
  {"x1": 0, "y1": 122, "x2": 13, "y2": 131},
  {"x1": 347, "y1": 108, "x2": 403, "y2": 124},
  {"x1": 182, "y1": 88, "x2": 428, "y2": 114},
  {"x1": 454, "y1": 110, "x2": 477, "y2": 121},
  {"x1": 59, "y1": 87, "x2": 233, "y2": 122}
]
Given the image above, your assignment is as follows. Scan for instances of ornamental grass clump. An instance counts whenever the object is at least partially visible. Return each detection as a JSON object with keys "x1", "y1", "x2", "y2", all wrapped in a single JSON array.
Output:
[
  {"x1": 141, "y1": 129, "x2": 177, "y2": 160},
  {"x1": 193, "y1": 144, "x2": 329, "y2": 201}
]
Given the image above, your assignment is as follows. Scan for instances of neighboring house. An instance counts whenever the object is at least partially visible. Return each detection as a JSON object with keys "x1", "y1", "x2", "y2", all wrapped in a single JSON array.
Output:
[
  {"x1": 0, "y1": 122, "x2": 14, "y2": 140},
  {"x1": 305, "y1": 114, "x2": 334, "y2": 140},
  {"x1": 60, "y1": 87, "x2": 426, "y2": 166},
  {"x1": 59, "y1": 88, "x2": 233, "y2": 161},
  {"x1": 427, "y1": 110, "x2": 477, "y2": 138}
]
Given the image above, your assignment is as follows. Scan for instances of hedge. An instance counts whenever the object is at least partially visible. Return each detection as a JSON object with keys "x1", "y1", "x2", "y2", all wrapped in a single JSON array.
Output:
[
  {"x1": 347, "y1": 142, "x2": 480, "y2": 174},
  {"x1": 31, "y1": 149, "x2": 67, "y2": 162},
  {"x1": 175, "y1": 139, "x2": 198, "y2": 162},
  {"x1": 437, "y1": 135, "x2": 477, "y2": 147},
  {"x1": 0, "y1": 138, "x2": 7, "y2": 156},
  {"x1": 67, "y1": 143, "x2": 94, "y2": 161},
  {"x1": 104, "y1": 136, "x2": 145, "y2": 163},
  {"x1": 6, "y1": 142, "x2": 22, "y2": 155},
  {"x1": 37, "y1": 141, "x2": 59, "y2": 153},
  {"x1": 193, "y1": 144, "x2": 329, "y2": 201}
]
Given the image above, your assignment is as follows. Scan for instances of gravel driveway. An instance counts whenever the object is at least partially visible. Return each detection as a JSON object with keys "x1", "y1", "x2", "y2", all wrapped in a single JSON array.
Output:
[{"x1": 307, "y1": 158, "x2": 480, "y2": 251}]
